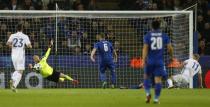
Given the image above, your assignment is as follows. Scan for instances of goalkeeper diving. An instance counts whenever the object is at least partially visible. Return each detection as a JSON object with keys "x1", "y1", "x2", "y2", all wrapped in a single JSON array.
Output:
[{"x1": 28, "y1": 40, "x2": 79, "y2": 84}]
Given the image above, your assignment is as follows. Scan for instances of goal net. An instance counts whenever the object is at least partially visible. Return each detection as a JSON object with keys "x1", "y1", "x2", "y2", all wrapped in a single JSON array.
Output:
[{"x1": 0, "y1": 11, "x2": 193, "y2": 88}]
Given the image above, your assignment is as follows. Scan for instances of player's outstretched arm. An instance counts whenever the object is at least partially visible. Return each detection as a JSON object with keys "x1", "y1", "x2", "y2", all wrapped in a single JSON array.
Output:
[
  {"x1": 42, "y1": 40, "x2": 53, "y2": 60},
  {"x1": 28, "y1": 64, "x2": 35, "y2": 72},
  {"x1": 198, "y1": 72, "x2": 203, "y2": 88},
  {"x1": 26, "y1": 44, "x2": 32, "y2": 49},
  {"x1": 6, "y1": 42, "x2": 12, "y2": 48},
  {"x1": 26, "y1": 35, "x2": 32, "y2": 48},
  {"x1": 48, "y1": 40, "x2": 53, "y2": 48},
  {"x1": 113, "y1": 50, "x2": 118, "y2": 62},
  {"x1": 142, "y1": 44, "x2": 148, "y2": 66},
  {"x1": 167, "y1": 44, "x2": 174, "y2": 61},
  {"x1": 28, "y1": 64, "x2": 33, "y2": 69},
  {"x1": 6, "y1": 36, "x2": 13, "y2": 48},
  {"x1": 90, "y1": 48, "x2": 97, "y2": 62}
]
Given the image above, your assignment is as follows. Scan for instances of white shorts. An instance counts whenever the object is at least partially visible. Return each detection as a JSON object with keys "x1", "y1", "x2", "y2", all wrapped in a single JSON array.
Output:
[{"x1": 12, "y1": 56, "x2": 25, "y2": 71}]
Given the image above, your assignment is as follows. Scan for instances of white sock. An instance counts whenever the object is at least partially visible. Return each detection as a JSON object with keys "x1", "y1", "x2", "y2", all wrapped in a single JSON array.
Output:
[
  {"x1": 167, "y1": 79, "x2": 173, "y2": 87},
  {"x1": 11, "y1": 71, "x2": 18, "y2": 83},
  {"x1": 11, "y1": 71, "x2": 22, "y2": 88}
]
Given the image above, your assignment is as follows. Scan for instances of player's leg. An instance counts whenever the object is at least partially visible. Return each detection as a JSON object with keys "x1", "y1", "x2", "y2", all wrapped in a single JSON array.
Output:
[
  {"x1": 167, "y1": 69, "x2": 187, "y2": 88},
  {"x1": 99, "y1": 63, "x2": 107, "y2": 88},
  {"x1": 14, "y1": 59, "x2": 25, "y2": 88},
  {"x1": 59, "y1": 77, "x2": 65, "y2": 82},
  {"x1": 167, "y1": 76, "x2": 174, "y2": 88},
  {"x1": 10, "y1": 57, "x2": 17, "y2": 89},
  {"x1": 153, "y1": 65, "x2": 165, "y2": 104},
  {"x1": 45, "y1": 70, "x2": 67, "y2": 83},
  {"x1": 59, "y1": 73, "x2": 73, "y2": 81},
  {"x1": 108, "y1": 62, "x2": 116, "y2": 88},
  {"x1": 11, "y1": 70, "x2": 23, "y2": 88},
  {"x1": 154, "y1": 76, "x2": 162, "y2": 103},
  {"x1": 10, "y1": 57, "x2": 24, "y2": 92},
  {"x1": 144, "y1": 65, "x2": 152, "y2": 103},
  {"x1": 171, "y1": 74, "x2": 188, "y2": 88},
  {"x1": 59, "y1": 72, "x2": 79, "y2": 84},
  {"x1": 167, "y1": 72, "x2": 177, "y2": 89}
]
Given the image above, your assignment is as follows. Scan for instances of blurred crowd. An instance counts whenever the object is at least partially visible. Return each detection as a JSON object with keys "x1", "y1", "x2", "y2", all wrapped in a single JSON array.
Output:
[
  {"x1": 0, "y1": 17, "x2": 118, "y2": 55},
  {"x1": 0, "y1": 0, "x2": 96, "y2": 10},
  {"x1": 0, "y1": 0, "x2": 210, "y2": 56}
]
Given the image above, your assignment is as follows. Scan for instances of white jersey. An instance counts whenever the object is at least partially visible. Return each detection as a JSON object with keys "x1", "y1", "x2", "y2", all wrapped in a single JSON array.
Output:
[
  {"x1": 182, "y1": 58, "x2": 202, "y2": 79},
  {"x1": 172, "y1": 58, "x2": 202, "y2": 85},
  {"x1": 7, "y1": 32, "x2": 31, "y2": 70}
]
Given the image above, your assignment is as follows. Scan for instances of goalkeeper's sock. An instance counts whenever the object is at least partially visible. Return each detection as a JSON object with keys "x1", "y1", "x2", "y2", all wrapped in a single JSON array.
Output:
[
  {"x1": 65, "y1": 75, "x2": 73, "y2": 81},
  {"x1": 154, "y1": 83, "x2": 162, "y2": 101},
  {"x1": 11, "y1": 71, "x2": 22, "y2": 88},
  {"x1": 59, "y1": 78, "x2": 65, "y2": 82},
  {"x1": 144, "y1": 79, "x2": 151, "y2": 96}
]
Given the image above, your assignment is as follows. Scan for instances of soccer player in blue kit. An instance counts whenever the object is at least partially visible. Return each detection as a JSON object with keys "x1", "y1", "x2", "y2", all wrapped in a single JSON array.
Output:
[
  {"x1": 142, "y1": 20, "x2": 173, "y2": 104},
  {"x1": 91, "y1": 34, "x2": 118, "y2": 89}
]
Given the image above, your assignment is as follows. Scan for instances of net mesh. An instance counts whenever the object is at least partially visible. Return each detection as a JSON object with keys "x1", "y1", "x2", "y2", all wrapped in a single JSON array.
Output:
[{"x1": 0, "y1": 11, "x2": 191, "y2": 88}]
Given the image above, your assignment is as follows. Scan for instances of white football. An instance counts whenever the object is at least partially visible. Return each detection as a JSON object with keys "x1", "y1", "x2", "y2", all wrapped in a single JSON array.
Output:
[{"x1": 33, "y1": 63, "x2": 41, "y2": 71}]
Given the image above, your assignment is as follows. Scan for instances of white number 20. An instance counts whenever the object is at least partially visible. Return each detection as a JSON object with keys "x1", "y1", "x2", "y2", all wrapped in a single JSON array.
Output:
[
  {"x1": 103, "y1": 43, "x2": 108, "y2": 52},
  {"x1": 151, "y1": 37, "x2": 163, "y2": 50}
]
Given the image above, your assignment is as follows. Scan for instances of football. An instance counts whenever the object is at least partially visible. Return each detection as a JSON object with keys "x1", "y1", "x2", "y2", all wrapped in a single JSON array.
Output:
[{"x1": 33, "y1": 63, "x2": 41, "y2": 71}]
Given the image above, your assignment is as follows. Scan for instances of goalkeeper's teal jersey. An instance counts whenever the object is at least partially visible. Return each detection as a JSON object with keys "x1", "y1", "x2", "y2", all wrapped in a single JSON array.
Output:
[{"x1": 36, "y1": 48, "x2": 53, "y2": 78}]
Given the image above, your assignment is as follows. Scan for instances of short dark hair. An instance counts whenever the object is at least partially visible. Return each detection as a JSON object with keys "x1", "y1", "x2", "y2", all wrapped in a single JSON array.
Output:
[
  {"x1": 152, "y1": 20, "x2": 160, "y2": 30},
  {"x1": 193, "y1": 54, "x2": 200, "y2": 60},
  {"x1": 97, "y1": 33, "x2": 105, "y2": 39},
  {"x1": 16, "y1": 24, "x2": 24, "y2": 31}
]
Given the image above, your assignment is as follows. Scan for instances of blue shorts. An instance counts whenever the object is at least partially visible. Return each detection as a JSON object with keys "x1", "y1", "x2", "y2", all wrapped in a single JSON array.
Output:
[
  {"x1": 144, "y1": 63, "x2": 166, "y2": 77},
  {"x1": 99, "y1": 61, "x2": 115, "y2": 73}
]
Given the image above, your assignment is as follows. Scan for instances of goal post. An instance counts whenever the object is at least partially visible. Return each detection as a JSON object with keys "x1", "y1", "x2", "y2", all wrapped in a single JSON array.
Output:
[
  {"x1": 189, "y1": 11, "x2": 194, "y2": 88},
  {"x1": 0, "y1": 10, "x2": 193, "y2": 88}
]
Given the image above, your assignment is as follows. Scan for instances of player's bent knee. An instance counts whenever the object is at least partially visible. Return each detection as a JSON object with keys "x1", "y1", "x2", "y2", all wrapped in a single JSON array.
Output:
[
  {"x1": 59, "y1": 78, "x2": 65, "y2": 82},
  {"x1": 17, "y1": 70, "x2": 24, "y2": 74},
  {"x1": 59, "y1": 73, "x2": 65, "y2": 77},
  {"x1": 144, "y1": 74, "x2": 149, "y2": 79},
  {"x1": 155, "y1": 77, "x2": 162, "y2": 83}
]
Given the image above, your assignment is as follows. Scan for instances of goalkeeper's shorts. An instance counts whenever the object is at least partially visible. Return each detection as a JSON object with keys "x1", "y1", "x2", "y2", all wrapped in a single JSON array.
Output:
[{"x1": 46, "y1": 70, "x2": 61, "y2": 82}]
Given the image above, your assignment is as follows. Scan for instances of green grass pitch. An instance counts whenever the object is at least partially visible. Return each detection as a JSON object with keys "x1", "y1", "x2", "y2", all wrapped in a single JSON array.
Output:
[{"x1": 0, "y1": 89, "x2": 209, "y2": 107}]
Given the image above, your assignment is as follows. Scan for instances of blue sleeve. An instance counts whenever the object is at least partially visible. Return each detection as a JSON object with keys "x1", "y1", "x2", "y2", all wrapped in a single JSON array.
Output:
[
  {"x1": 143, "y1": 33, "x2": 150, "y2": 44},
  {"x1": 164, "y1": 34, "x2": 170, "y2": 45},
  {"x1": 94, "y1": 43, "x2": 99, "y2": 50},
  {"x1": 110, "y1": 42, "x2": 114, "y2": 52}
]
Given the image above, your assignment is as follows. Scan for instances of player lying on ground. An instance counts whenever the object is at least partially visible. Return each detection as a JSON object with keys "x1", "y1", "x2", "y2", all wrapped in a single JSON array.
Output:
[
  {"x1": 6, "y1": 24, "x2": 32, "y2": 92},
  {"x1": 29, "y1": 40, "x2": 78, "y2": 84},
  {"x1": 167, "y1": 54, "x2": 203, "y2": 88},
  {"x1": 90, "y1": 33, "x2": 118, "y2": 89}
]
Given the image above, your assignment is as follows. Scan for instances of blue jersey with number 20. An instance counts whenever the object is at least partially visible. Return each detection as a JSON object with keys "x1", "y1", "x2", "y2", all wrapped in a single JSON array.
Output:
[
  {"x1": 143, "y1": 30, "x2": 170, "y2": 64},
  {"x1": 94, "y1": 40, "x2": 114, "y2": 62}
]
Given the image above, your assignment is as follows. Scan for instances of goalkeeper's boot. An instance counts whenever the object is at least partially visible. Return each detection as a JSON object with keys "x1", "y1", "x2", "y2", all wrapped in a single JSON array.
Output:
[
  {"x1": 102, "y1": 81, "x2": 107, "y2": 89},
  {"x1": 9, "y1": 80, "x2": 17, "y2": 93},
  {"x1": 145, "y1": 94, "x2": 151, "y2": 104},
  {"x1": 72, "y1": 80, "x2": 79, "y2": 85}
]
